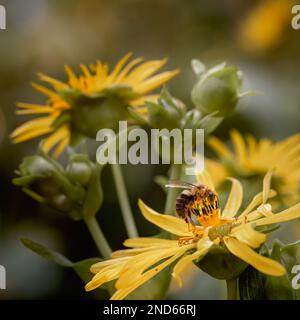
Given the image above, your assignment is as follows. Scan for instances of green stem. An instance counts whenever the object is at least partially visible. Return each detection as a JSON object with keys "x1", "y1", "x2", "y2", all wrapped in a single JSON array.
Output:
[
  {"x1": 226, "y1": 278, "x2": 238, "y2": 300},
  {"x1": 84, "y1": 216, "x2": 112, "y2": 259},
  {"x1": 164, "y1": 164, "x2": 182, "y2": 215},
  {"x1": 111, "y1": 163, "x2": 138, "y2": 238}
]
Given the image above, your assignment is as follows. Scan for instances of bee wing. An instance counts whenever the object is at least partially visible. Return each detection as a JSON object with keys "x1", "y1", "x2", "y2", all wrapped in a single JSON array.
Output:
[{"x1": 165, "y1": 180, "x2": 195, "y2": 189}]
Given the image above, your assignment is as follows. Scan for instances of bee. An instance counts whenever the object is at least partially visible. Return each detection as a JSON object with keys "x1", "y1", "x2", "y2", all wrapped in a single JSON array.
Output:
[{"x1": 166, "y1": 181, "x2": 220, "y2": 228}]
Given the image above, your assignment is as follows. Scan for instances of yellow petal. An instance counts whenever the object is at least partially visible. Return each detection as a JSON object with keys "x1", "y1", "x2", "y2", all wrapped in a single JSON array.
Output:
[
  {"x1": 11, "y1": 127, "x2": 53, "y2": 143},
  {"x1": 90, "y1": 257, "x2": 130, "y2": 273},
  {"x1": 138, "y1": 199, "x2": 192, "y2": 237},
  {"x1": 230, "y1": 224, "x2": 266, "y2": 248},
  {"x1": 111, "y1": 247, "x2": 160, "y2": 258},
  {"x1": 243, "y1": 204, "x2": 273, "y2": 223},
  {"x1": 134, "y1": 70, "x2": 179, "y2": 95},
  {"x1": 230, "y1": 130, "x2": 247, "y2": 164},
  {"x1": 255, "y1": 202, "x2": 300, "y2": 226},
  {"x1": 38, "y1": 73, "x2": 67, "y2": 91},
  {"x1": 196, "y1": 168, "x2": 215, "y2": 191},
  {"x1": 224, "y1": 237, "x2": 285, "y2": 276},
  {"x1": 10, "y1": 117, "x2": 54, "y2": 138},
  {"x1": 172, "y1": 237, "x2": 212, "y2": 287},
  {"x1": 110, "y1": 250, "x2": 185, "y2": 300},
  {"x1": 204, "y1": 159, "x2": 228, "y2": 188},
  {"x1": 130, "y1": 94, "x2": 159, "y2": 107},
  {"x1": 124, "y1": 237, "x2": 179, "y2": 248},
  {"x1": 221, "y1": 178, "x2": 243, "y2": 218},
  {"x1": 125, "y1": 58, "x2": 168, "y2": 84},
  {"x1": 207, "y1": 136, "x2": 232, "y2": 158},
  {"x1": 85, "y1": 262, "x2": 127, "y2": 291},
  {"x1": 65, "y1": 65, "x2": 79, "y2": 88},
  {"x1": 107, "y1": 53, "x2": 133, "y2": 81},
  {"x1": 53, "y1": 136, "x2": 69, "y2": 158},
  {"x1": 262, "y1": 169, "x2": 274, "y2": 203},
  {"x1": 31, "y1": 82, "x2": 61, "y2": 100},
  {"x1": 114, "y1": 58, "x2": 144, "y2": 83},
  {"x1": 245, "y1": 134, "x2": 257, "y2": 157},
  {"x1": 42, "y1": 125, "x2": 69, "y2": 154},
  {"x1": 115, "y1": 247, "x2": 181, "y2": 289},
  {"x1": 238, "y1": 190, "x2": 276, "y2": 219}
]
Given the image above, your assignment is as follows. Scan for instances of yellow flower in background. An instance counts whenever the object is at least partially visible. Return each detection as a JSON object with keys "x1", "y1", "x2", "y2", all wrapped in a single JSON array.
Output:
[
  {"x1": 207, "y1": 130, "x2": 300, "y2": 206},
  {"x1": 239, "y1": 0, "x2": 292, "y2": 54},
  {"x1": 11, "y1": 53, "x2": 179, "y2": 157},
  {"x1": 85, "y1": 171, "x2": 300, "y2": 300}
]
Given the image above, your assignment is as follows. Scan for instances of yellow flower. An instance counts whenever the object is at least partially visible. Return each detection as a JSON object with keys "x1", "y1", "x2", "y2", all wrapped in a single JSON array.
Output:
[
  {"x1": 85, "y1": 171, "x2": 300, "y2": 300},
  {"x1": 11, "y1": 53, "x2": 179, "y2": 157},
  {"x1": 207, "y1": 130, "x2": 300, "y2": 206},
  {"x1": 239, "y1": 0, "x2": 291, "y2": 54}
]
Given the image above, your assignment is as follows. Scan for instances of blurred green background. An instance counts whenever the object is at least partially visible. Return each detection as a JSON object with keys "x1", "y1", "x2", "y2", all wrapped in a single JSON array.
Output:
[{"x1": 0, "y1": 0, "x2": 299, "y2": 299}]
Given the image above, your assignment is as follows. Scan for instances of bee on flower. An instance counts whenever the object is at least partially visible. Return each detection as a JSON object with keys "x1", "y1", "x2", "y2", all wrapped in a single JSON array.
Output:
[
  {"x1": 11, "y1": 53, "x2": 179, "y2": 157},
  {"x1": 85, "y1": 170, "x2": 300, "y2": 300}
]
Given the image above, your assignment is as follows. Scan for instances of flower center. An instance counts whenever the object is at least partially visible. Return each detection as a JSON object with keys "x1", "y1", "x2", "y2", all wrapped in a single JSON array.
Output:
[{"x1": 207, "y1": 223, "x2": 233, "y2": 242}]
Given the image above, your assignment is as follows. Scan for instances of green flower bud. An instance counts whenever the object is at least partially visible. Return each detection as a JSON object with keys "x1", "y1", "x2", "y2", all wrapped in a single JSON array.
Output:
[
  {"x1": 130, "y1": 88, "x2": 186, "y2": 130},
  {"x1": 194, "y1": 244, "x2": 247, "y2": 280},
  {"x1": 191, "y1": 60, "x2": 244, "y2": 117},
  {"x1": 13, "y1": 150, "x2": 104, "y2": 220},
  {"x1": 66, "y1": 154, "x2": 93, "y2": 186}
]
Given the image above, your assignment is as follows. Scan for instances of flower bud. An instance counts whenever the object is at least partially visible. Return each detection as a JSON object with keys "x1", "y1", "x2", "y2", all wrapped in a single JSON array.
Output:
[
  {"x1": 13, "y1": 150, "x2": 103, "y2": 220},
  {"x1": 66, "y1": 154, "x2": 93, "y2": 186},
  {"x1": 191, "y1": 60, "x2": 244, "y2": 117}
]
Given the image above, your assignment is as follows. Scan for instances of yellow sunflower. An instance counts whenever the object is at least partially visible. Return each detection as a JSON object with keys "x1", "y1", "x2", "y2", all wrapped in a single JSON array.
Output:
[
  {"x1": 239, "y1": 0, "x2": 292, "y2": 54},
  {"x1": 11, "y1": 53, "x2": 179, "y2": 157},
  {"x1": 85, "y1": 171, "x2": 300, "y2": 300},
  {"x1": 207, "y1": 130, "x2": 300, "y2": 206}
]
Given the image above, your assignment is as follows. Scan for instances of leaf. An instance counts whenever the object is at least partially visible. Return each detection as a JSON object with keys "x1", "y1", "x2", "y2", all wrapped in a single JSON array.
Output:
[
  {"x1": 191, "y1": 59, "x2": 206, "y2": 77},
  {"x1": 21, "y1": 238, "x2": 111, "y2": 294},
  {"x1": 197, "y1": 112, "x2": 223, "y2": 135},
  {"x1": 73, "y1": 258, "x2": 102, "y2": 283},
  {"x1": 21, "y1": 238, "x2": 72, "y2": 267}
]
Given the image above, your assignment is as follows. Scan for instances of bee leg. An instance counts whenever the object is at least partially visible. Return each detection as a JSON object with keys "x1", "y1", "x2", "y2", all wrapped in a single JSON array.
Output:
[{"x1": 178, "y1": 236, "x2": 195, "y2": 246}]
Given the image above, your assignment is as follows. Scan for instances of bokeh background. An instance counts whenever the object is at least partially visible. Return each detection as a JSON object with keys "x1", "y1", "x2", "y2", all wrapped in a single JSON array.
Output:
[{"x1": 0, "y1": 0, "x2": 299, "y2": 299}]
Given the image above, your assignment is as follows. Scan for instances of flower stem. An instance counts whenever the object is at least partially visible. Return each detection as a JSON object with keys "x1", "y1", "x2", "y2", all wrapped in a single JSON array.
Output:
[
  {"x1": 84, "y1": 216, "x2": 112, "y2": 259},
  {"x1": 226, "y1": 278, "x2": 238, "y2": 300},
  {"x1": 164, "y1": 164, "x2": 182, "y2": 215},
  {"x1": 111, "y1": 163, "x2": 138, "y2": 238}
]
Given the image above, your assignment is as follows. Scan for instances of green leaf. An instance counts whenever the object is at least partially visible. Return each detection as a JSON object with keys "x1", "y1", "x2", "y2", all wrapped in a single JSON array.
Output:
[
  {"x1": 191, "y1": 59, "x2": 206, "y2": 77},
  {"x1": 21, "y1": 238, "x2": 72, "y2": 267},
  {"x1": 21, "y1": 238, "x2": 110, "y2": 293},
  {"x1": 197, "y1": 112, "x2": 223, "y2": 135},
  {"x1": 73, "y1": 258, "x2": 102, "y2": 283}
]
